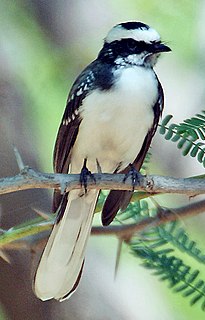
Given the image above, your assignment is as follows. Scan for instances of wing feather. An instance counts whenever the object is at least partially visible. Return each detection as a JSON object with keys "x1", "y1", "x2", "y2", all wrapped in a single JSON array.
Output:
[{"x1": 52, "y1": 65, "x2": 96, "y2": 212}]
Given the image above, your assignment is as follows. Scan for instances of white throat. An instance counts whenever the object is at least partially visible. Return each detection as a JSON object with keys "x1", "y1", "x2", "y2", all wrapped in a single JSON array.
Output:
[{"x1": 115, "y1": 53, "x2": 160, "y2": 68}]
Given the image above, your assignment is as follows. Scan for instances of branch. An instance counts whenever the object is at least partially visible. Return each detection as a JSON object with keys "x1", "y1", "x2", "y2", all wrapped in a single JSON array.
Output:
[
  {"x1": 0, "y1": 164, "x2": 205, "y2": 249},
  {"x1": 1, "y1": 199, "x2": 205, "y2": 250},
  {"x1": 1, "y1": 166, "x2": 205, "y2": 196},
  {"x1": 92, "y1": 199, "x2": 205, "y2": 239}
]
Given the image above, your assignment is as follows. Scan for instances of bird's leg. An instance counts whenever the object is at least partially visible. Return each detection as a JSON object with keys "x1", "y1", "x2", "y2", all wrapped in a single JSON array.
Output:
[
  {"x1": 80, "y1": 158, "x2": 96, "y2": 193},
  {"x1": 123, "y1": 163, "x2": 143, "y2": 191}
]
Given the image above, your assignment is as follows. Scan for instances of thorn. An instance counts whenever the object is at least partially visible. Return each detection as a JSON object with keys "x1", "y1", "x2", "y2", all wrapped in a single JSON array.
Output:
[
  {"x1": 96, "y1": 159, "x2": 102, "y2": 174},
  {"x1": 0, "y1": 250, "x2": 11, "y2": 264},
  {"x1": 154, "y1": 202, "x2": 186, "y2": 227},
  {"x1": 13, "y1": 146, "x2": 25, "y2": 171},
  {"x1": 150, "y1": 197, "x2": 169, "y2": 220},
  {"x1": 31, "y1": 207, "x2": 51, "y2": 220},
  {"x1": 60, "y1": 181, "x2": 67, "y2": 195},
  {"x1": 150, "y1": 197, "x2": 162, "y2": 210},
  {"x1": 114, "y1": 238, "x2": 123, "y2": 279},
  {"x1": 150, "y1": 197, "x2": 178, "y2": 221}
]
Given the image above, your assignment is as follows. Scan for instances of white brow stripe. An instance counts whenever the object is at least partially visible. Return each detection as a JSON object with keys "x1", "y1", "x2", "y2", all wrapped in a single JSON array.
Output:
[{"x1": 105, "y1": 25, "x2": 160, "y2": 44}]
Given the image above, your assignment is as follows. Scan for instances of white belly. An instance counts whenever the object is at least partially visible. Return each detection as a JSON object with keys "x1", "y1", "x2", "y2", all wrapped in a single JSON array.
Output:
[{"x1": 70, "y1": 66, "x2": 158, "y2": 173}]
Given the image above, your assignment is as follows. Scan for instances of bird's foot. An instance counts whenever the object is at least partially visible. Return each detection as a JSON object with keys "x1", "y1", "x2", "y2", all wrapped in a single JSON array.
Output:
[
  {"x1": 123, "y1": 164, "x2": 143, "y2": 191},
  {"x1": 80, "y1": 158, "x2": 96, "y2": 193}
]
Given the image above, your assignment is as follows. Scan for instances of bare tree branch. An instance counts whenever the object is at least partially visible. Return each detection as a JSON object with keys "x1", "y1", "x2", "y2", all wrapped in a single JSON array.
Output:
[
  {"x1": 1, "y1": 166, "x2": 205, "y2": 196},
  {"x1": 92, "y1": 199, "x2": 205, "y2": 239},
  {"x1": 1, "y1": 198, "x2": 205, "y2": 250}
]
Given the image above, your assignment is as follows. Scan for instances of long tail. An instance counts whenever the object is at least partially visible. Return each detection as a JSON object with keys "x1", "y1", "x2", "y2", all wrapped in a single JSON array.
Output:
[{"x1": 34, "y1": 190, "x2": 99, "y2": 301}]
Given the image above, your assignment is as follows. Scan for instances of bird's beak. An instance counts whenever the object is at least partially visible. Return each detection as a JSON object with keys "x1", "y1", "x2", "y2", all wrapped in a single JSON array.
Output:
[
  {"x1": 144, "y1": 42, "x2": 171, "y2": 66},
  {"x1": 152, "y1": 43, "x2": 171, "y2": 53}
]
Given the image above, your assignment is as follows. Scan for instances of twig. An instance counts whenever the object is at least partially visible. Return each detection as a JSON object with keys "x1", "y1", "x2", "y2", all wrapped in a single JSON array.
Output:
[{"x1": 91, "y1": 199, "x2": 205, "y2": 239}]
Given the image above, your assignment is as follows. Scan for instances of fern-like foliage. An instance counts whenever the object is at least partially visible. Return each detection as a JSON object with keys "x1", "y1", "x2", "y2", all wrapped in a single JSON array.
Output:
[
  {"x1": 116, "y1": 112, "x2": 205, "y2": 310},
  {"x1": 144, "y1": 221, "x2": 205, "y2": 264},
  {"x1": 119, "y1": 199, "x2": 205, "y2": 310},
  {"x1": 159, "y1": 111, "x2": 205, "y2": 167},
  {"x1": 122, "y1": 110, "x2": 205, "y2": 310},
  {"x1": 118, "y1": 199, "x2": 157, "y2": 222},
  {"x1": 131, "y1": 243, "x2": 205, "y2": 310},
  {"x1": 140, "y1": 151, "x2": 152, "y2": 174}
]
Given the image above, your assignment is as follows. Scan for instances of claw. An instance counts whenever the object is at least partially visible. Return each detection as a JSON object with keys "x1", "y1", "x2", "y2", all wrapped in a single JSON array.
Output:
[
  {"x1": 80, "y1": 159, "x2": 96, "y2": 193},
  {"x1": 123, "y1": 163, "x2": 143, "y2": 191}
]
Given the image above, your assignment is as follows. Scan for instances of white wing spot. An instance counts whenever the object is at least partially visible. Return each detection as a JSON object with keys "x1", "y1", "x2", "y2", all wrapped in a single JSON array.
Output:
[
  {"x1": 63, "y1": 119, "x2": 70, "y2": 125},
  {"x1": 76, "y1": 88, "x2": 83, "y2": 96}
]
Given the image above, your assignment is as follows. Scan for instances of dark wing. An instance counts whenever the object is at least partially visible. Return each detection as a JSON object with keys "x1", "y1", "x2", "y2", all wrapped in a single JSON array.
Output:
[
  {"x1": 52, "y1": 116, "x2": 81, "y2": 214},
  {"x1": 101, "y1": 81, "x2": 164, "y2": 226},
  {"x1": 52, "y1": 64, "x2": 96, "y2": 212}
]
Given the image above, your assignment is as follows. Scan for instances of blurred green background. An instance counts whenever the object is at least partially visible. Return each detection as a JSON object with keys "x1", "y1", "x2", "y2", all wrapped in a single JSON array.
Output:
[{"x1": 0, "y1": 0, "x2": 205, "y2": 319}]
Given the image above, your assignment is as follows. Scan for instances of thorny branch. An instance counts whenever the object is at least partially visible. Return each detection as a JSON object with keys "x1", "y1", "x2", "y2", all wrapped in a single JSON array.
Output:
[
  {"x1": 0, "y1": 161, "x2": 205, "y2": 251},
  {"x1": 1, "y1": 166, "x2": 205, "y2": 196}
]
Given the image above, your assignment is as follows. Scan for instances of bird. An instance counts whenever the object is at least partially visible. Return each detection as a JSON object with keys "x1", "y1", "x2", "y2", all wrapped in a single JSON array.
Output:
[{"x1": 34, "y1": 21, "x2": 171, "y2": 301}]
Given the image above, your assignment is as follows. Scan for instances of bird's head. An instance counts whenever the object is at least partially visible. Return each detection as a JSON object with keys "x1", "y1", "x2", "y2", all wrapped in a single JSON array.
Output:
[{"x1": 98, "y1": 21, "x2": 171, "y2": 67}]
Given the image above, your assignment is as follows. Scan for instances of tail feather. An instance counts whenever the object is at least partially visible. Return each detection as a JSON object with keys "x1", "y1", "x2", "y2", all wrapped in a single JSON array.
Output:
[{"x1": 34, "y1": 190, "x2": 99, "y2": 301}]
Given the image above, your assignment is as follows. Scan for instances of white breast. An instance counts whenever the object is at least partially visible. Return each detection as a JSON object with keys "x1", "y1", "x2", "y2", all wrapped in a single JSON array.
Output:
[{"x1": 71, "y1": 66, "x2": 158, "y2": 173}]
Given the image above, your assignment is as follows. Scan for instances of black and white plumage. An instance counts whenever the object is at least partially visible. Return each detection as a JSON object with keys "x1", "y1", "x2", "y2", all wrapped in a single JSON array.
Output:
[{"x1": 34, "y1": 21, "x2": 171, "y2": 301}]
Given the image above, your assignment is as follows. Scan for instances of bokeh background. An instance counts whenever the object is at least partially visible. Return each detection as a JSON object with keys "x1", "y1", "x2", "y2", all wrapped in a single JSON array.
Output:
[{"x1": 0, "y1": 0, "x2": 205, "y2": 319}]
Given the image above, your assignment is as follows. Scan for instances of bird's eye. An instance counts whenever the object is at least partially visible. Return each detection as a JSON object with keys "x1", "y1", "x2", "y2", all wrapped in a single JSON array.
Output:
[{"x1": 127, "y1": 39, "x2": 137, "y2": 51}]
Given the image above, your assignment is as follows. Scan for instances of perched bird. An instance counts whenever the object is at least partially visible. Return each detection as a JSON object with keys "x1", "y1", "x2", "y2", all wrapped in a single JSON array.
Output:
[{"x1": 34, "y1": 21, "x2": 171, "y2": 301}]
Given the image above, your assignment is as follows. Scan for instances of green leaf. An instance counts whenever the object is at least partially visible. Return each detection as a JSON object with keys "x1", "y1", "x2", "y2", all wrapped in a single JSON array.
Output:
[
  {"x1": 160, "y1": 110, "x2": 205, "y2": 168},
  {"x1": 197, "y1": 128, "x2": 205, "y2": 140},
  {"x1": 188, "y1": 270, "x2": 200, "y2": 283},
  {"x1": 196, "y1": 113, "x2": 205, "y2": 121},
  {"x1": 190, "y1": 293, "x2": 204, "y2": 306},
  {"x1": 190, "y1": 144, "x2": 200, "y2": 157},
  {"x1": 182, "y1": 141, "x2": 194, "y2": 156},
  {"x1": 177, "y1": 137, "x2": 187, "y2": 149},
  {"x1": 164, "y1": 128, "x2": 174, "y2": 140},
  {"x1": 171, "y1": 133, "x2": 181, "y2": 142},
  {"x1": 197, "y1": 149, "x2": 205, "y2": 163},
  {"x1": 182, "y1": 287, "x2": 196, "y2": 297},
  {"x1": 160, "y1": 114, "x2": 173, "y2": 128},
  {"x1": 174, "y1": 283, "x2": 189, "y2": 292}
]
